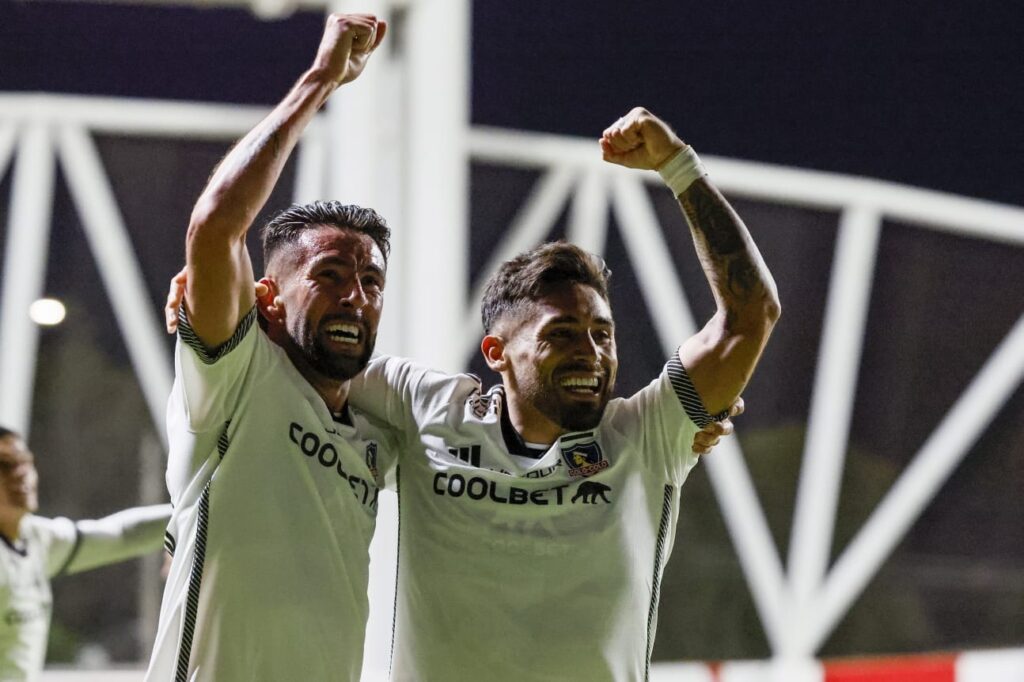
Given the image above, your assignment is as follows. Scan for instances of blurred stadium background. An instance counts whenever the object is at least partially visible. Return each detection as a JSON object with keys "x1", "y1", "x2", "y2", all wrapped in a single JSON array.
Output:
[{"x1": 1, "y1": 0, "x2": 1022, "y2": 679}]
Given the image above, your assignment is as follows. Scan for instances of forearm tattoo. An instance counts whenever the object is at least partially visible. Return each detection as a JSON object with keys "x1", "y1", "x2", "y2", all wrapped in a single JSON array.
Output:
[
  {"x1": 680, "y1": 179, "x2": 765, "y2": 302},
  {"x1": 205, "y1": 129, "x2": 282, "y2": 187}
]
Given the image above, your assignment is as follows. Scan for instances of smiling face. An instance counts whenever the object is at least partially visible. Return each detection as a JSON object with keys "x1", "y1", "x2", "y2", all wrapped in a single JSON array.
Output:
[
  {"x1": 265, "y1": 225, "x2": 386, "y2": 383},
  {"x1": 490, "y1": 282, "x2": 618, "y2": 441},
  {"x1": 0, "y1": 435, "x2": 39, "y2": 518}
]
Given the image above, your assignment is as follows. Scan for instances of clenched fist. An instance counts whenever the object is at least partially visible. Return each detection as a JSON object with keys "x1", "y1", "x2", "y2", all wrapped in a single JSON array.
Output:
[
  {"x1": 312, "y1": 13, "x2": 387, "y2": 87},
  {"x1": 600, "y1": 107, "x2": 685, "y2": 171}
]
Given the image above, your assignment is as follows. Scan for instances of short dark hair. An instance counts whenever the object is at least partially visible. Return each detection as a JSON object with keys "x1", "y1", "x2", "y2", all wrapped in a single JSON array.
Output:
[
  {"x1": 481, "y1": 241, "x2": 611, "y2": 334},
  {"x1": 261, "y1": 201, "x2": 391, "y2": 269},
  {"x1": 0, "y1": 426, "x2": 19, "y2": 440}
]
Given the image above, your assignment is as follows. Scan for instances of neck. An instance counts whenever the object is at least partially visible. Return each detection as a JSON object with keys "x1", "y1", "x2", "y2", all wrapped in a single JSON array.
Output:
[
  {"x1": 309, "y1": 374, "x2": 351, "y2": 416},
  {"x1": 297, "y1": 362, "x2": 351, "y2": 416},
  {"x1": 272, "y1": 328, "x2": 353, "y2": 415},
  {"x1": 280, "y1": 342, "x2": 351, "y2": 415},
  {"x1": 0, "y1": 510, "x2": 26, "y2": 542},
  {"x1": 505, "y1": 393, "x2": 562, "y2": 446}
]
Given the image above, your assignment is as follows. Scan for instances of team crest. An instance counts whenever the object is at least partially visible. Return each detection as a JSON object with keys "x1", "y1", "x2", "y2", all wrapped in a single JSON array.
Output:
[
  {"x1": 365, "y1": 442, "x2": 379, "y2": 478},
  {"x1": 560, "y1": 441, "x2": 608, "y2": 478},
  {"x1": 467, "y1": 386, "x2": 500, "y2": 419}
]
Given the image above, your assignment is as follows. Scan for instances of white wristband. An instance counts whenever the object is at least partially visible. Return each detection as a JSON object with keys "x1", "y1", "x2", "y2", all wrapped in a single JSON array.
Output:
[{"x1": 658, "y1": 145, "x2": 707, "y2": 196}]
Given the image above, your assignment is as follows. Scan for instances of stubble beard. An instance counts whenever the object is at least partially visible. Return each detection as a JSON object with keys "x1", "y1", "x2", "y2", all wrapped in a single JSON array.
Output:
[
  {"x1": 295, "y1": 320, "x2": 376, "y2": 382},
  {"x1": 520, "y1": 371, "x2": 614, "y2": 433}
]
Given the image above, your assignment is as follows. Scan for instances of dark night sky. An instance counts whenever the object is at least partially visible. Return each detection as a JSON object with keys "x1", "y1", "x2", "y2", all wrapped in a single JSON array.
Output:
[{"x1": 2, "y1": 0, "x2": 1023, "y2": 206}]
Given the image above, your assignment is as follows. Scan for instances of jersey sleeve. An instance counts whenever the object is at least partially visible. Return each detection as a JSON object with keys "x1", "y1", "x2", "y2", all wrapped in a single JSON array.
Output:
[
  {"x1": 54, "y1": 504, "x2": 172, "y2": 576},
  {"x1": 166, "y1": 305, "x2": 262, "y2": 499},
  {"x1": 609, "y1": 353, "x2": 722, "y2": 485},
  {"x1": 24, "y1": 516, "x2": 79, "y2": 579},
  {"x1": 174, "y1": 304, "x2": 260, "y2": 432}
]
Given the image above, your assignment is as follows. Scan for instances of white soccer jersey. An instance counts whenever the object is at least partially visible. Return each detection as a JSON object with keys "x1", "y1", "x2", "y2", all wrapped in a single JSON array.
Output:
[
  {"x1": 0, "y1": 506, "x2": 171, "y2": 681},
  {"x1": 148, "y1": 308, "x2": 394, "y2": 682},
  {"x1": 352, "y1": 353, "x2": 711, "y2": 681}
]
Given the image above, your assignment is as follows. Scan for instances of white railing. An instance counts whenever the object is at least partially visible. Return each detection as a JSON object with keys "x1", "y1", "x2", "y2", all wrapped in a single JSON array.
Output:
[{"x1": 2, "y1": 94, "x2": 1022, "y2": 666}]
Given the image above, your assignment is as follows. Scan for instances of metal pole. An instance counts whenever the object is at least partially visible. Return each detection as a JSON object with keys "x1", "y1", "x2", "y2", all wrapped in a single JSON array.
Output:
[{"x1": 0, "y1": 124, "x2": 56, "y2": 437}]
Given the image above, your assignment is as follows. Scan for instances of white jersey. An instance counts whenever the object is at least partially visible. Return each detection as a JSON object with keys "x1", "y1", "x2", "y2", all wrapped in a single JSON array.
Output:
[
  {"x1": 148, "y1": 308, "x2": 394, "y2": 682},
  {"x1": 352, "y1": 354, "x2": 710, "y2": 681},
  {"x1": 0, "y1": 506, "x2": 171, "y2": 681}
]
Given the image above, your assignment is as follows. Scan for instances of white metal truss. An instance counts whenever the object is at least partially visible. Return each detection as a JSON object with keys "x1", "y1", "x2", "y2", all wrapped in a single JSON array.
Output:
[
  {"x1": 1, "y1": 94, "x2": 1022, "y2": 666},
  {"x1": 0, "y1": 122, "x2": 55, "y2": 436},
  {"x1": 0, "y1": 95, "x2": 272, "y2": 444},
  {"x1": 787, "y1": 204, "x2": 881, "y2": 652}
]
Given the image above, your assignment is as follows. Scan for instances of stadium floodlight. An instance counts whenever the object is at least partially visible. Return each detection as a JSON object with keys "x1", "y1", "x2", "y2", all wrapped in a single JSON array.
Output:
[{"x1": 28, "y1": 298, "x2": 66, "y2": 326}]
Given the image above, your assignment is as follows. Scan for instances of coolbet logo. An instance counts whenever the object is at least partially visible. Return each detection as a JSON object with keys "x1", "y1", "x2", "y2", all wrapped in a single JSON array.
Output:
[
  {"x1": 560, "y1": 441, "x2": 608, "y2": 478},
  {"x1": 288, "y1": 422, "x2": 379, "y2": 510},
  {"x1": 434, "y1": 472, "x2": 571, "y2": 505},
  {"x1": 433, "y1": 473, "x2": 613, "y2": 506}
]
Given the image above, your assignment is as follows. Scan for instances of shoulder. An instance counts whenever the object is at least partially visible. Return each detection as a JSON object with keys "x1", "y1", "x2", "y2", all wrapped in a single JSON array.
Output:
[
  {"x1": 363, "y1": 355, "x2": 481, "y2": 399},
  {"x1": 21, "y1": 515, "x2": 76, "y2": 546}
]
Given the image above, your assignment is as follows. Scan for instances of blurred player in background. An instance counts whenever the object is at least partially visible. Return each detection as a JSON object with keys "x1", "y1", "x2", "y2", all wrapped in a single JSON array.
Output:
[
  {"x1": 349, "y1": 107, "x2": 780, "y2": 679},
  {"x1": 0, "y1": 426, "x2": 170, "y2": 681}
]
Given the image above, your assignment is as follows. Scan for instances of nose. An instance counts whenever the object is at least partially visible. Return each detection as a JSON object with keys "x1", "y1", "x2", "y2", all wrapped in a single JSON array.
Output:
[
  {"x1": 573, "y1": 330, "x2": 602, "y2": 361},
  {"x1": 338, "y1": 278, "x2": 368, "y2": 308}
]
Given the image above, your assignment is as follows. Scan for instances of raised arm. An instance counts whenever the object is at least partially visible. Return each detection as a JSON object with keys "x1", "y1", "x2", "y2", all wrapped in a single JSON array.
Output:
[
  {"x1": 47, "y1": 504, "x2": 172, "y2": 577},
  {"x1": 601, "y1": 107, "x2": 780, "y2": 416},
  {"x1": 185, "y1": 13, "x2": 386, "y2": 348}
]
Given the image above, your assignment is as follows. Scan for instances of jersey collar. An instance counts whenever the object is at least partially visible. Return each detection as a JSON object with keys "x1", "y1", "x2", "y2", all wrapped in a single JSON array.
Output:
[
  {"x1": 496, "y1": 389, "x2": 596, "y2": 459},
  {"x1": 0, "y1": 532, "x2": 27, "y2": 557}
]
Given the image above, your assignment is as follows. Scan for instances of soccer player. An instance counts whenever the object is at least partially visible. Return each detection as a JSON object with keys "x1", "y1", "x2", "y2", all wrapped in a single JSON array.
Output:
[
  {"x1": 349, "y1": 107, "x2": 780, "y2": 679},
  {"x1": 145, "y1": 14, "x2": 397, "y2": 681},
  {"x1": 0, "y1": 426, "x2": 170, "y2": 680}
]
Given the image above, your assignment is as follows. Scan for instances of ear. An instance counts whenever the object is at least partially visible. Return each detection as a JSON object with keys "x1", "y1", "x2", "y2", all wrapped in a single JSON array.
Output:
[
  {"x1": 256, "y1": 277, "x2": 284, "y2": 325},
  {"x1": 481, "y1": 334, "x2": 507, "y2": 372}
]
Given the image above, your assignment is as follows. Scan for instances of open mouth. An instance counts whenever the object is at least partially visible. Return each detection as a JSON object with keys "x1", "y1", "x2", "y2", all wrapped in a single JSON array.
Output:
[
  {"x1": 559, "y1": 375, "x2": 601, "y2": 396},
  {"x1": 323, "y1": 322, "x2": 361, "y2": 345}
]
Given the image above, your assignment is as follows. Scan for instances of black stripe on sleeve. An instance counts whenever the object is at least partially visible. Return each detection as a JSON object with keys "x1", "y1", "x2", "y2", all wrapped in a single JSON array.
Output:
[
  {"x1": 666, "y1": 354, "x2": 729, "y2": 428},
  {"x1": 177, "y1": 304, "x2": 257, "y2": 366},
  {"x1": 54, "y1": 523, "x2": 83, "y2": 578}
]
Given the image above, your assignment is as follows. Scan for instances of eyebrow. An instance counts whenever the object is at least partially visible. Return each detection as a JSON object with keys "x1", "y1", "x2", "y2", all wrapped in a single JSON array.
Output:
[
  {"x1": 309, "y1": 255, "x2": 386, "y2": 278},
  {"x1": 544, "y1": 314, "x2": 615, "y2": 327},
  {"x1": 308, "y1": 255, "x2": 350, "y2": 269}
]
